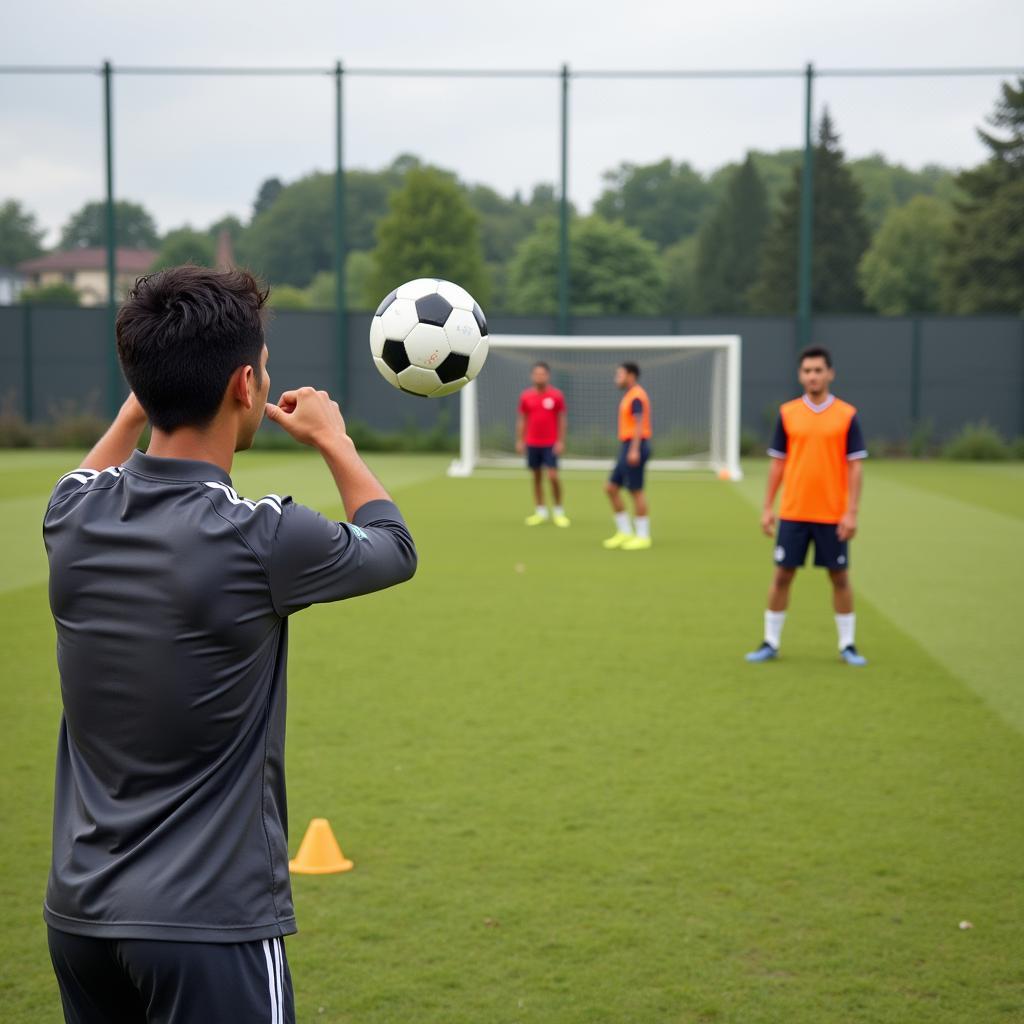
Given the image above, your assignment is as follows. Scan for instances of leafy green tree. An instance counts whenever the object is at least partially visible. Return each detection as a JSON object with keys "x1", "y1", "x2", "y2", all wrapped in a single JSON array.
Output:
[
  {"x1": 150, "y1": 228, "x2": 216, "y2": 272},
  {"x1": 368, "y1": 166, "x2": 489, "y2": 305},
  {"x1": 0, "y1": 200, "x2": 45, "y2": 266},
  {"x1": 661, "y1": 236, "x2": 699, "y2": 314},
  {"x1": 252, "y1": 178, "x2": 284, "y2": 218},
  {"x1": 59, "y1": 200, "x2": 159, "y2": 250},
  {"x1": 21, "y1": 282, "x2": 80, "y2": 305},
  {"x1": 207, "y1": 214, "x2": 245, "y2": 245},
  {"x1": 594, "y1": 159, "x2": 713, "y2": 249},
  {"x1": 849, "y1": 156, "x2": 961, "y2": 231},
  {"x1": 707, "y1": 150, "x2": 803, "y2": 214},
  {"x1": 507, "y1": 215, "x2": 664, "y2": 315},
  {"x1": 694, "y1": 154, "x2": 770, "y2": 312},
  {"x1": 749, "y1": 111, "x2": 871, "y2": 313},
  {"x1": 940, "y1": 76, "x2": 1024, "y2": 313},
  {"x1": 858, "y1": 196, "x2": 953, "y2": 314},
  {"x1": 267, "y1": 284, "x2": 309, "y2": 310},
  {"x1": 240, "y1": 174, "x2": 333, "y2": 286}
]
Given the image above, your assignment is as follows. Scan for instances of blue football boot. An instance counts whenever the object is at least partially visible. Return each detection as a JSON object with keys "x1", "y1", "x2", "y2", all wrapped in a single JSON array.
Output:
[
  {"x1": 745, "y1": 642, "x2": 779, "y2": 663},
  {"x1": 840, "y1": 645, "x2": 868, "y2": 666}
]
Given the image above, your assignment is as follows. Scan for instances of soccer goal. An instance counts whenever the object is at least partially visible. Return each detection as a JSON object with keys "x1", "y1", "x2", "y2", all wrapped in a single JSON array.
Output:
[{"x1": 448, "y1": 335, "x2": 743, "y2": 479}]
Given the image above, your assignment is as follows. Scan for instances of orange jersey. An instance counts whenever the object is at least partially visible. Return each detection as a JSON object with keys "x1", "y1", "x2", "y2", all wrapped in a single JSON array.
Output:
[
  {"x1": 618, "y1": 385, "x2": 652, "y2": 442},
  {"x1": 770, "y1": 395, "x2": 867, "y2": 524}
]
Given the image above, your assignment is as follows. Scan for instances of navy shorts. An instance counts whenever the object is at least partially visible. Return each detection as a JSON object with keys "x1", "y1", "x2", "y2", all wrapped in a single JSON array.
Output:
[
  {"x1": 48, "y1": 926, "x2": 295, "y2": 1024},
  {"x1": 527, "y1": 445, "x2": 558, "y2": 470},
  {"x1": 609, "y1": 440, "x2": 651, "y2": 492},
  {"x1": 774, "y1": 519, "x2": 849, "y2": 570}
]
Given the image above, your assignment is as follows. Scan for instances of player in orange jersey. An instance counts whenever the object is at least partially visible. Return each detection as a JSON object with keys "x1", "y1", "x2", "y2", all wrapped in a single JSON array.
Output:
[
  {"x1": 603, "y1": 362, "x2": 652, "y2": 551},
  {"x1": 746, "y1": 346, "x2": 868, "y2": 665}
]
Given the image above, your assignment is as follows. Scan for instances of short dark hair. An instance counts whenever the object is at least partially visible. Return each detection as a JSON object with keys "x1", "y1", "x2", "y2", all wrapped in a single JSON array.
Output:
[
  {"x1": 117, "y1": 266, "x2": 269, "y2": 432},
  {"x1": 533, "y1": 360, "x2": 550, "y2": 372},
  {"x1": 620, "y1": 361, "x2": 640, "y2": 379},
  {"x1": 799, "y1": 345, "x2": 832, "y2": 368}
]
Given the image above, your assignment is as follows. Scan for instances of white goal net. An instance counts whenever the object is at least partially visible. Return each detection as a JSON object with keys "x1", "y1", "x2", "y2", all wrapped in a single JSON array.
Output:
[{"x1": 449, "y1": 335, "x2": 742, "y2": 479}]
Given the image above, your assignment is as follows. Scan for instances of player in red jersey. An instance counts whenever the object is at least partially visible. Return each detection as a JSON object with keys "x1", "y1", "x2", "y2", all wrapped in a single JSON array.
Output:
[{"x1": 515, "y1": 361, "x2": 569, "y2": 527}]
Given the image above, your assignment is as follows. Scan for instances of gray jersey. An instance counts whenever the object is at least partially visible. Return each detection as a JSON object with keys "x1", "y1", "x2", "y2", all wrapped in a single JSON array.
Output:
[{"x1": 43, "y1": 450, "x2": 416, "y2": 942}]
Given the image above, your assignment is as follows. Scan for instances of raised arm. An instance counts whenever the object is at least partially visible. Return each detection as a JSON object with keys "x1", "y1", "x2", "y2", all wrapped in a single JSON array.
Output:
[
  {"x1": 79, "y1": 393, "x2": 147, "y2": 471},
  {"x1": 266, "y1": 387, "x2": 391, "y2": 519}
]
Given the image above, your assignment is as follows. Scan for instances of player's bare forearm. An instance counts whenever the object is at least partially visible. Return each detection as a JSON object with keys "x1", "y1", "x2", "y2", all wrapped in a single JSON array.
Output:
[
  {"x1": 760, "y1": 458, "x2": 786, "y2": 534},
  {"x1": 838, "y1": 460, "x2": 863, "y2": 541},
  {"x1": 556, "y1": 412, "x2": 567, "y2": 454},
  {"x1": 80, "y1": 393, "x2": 147, "y2": 471},
  {"x1": 319, "y1": 437, "x2": 393, "y2": 521},
  {"x1": 266, "y1": 387, "x2": 392, "y2": 519},
  {"x1": 515, "y1": 414, "x2": 525, "y2": 453}
]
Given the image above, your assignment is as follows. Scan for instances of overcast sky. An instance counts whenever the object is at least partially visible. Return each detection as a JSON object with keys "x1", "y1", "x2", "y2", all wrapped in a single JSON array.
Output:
[{"x1": 2, "y1": 0, "x2": 1021, "y2": 244}]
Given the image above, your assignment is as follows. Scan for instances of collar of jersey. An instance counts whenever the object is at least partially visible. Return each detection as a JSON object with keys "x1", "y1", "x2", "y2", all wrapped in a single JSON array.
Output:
[
  {"x1": 802, "y1": 394, "x2": 835, "y2": 414},
  {"x1": 124, "y1": 450, "x2": 232, "y2": 485}
]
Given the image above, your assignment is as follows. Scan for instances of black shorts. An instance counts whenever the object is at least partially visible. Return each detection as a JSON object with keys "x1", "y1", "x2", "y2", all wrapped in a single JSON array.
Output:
[
  {"x1": 609, "y1": 440, "x2": 651, "y2": 492},
  {"x1": 526, "y1": 445, "x2": 558, "y2": 470},
  {"x1": 774, "y1": 519, "x2": 849, "y2": 570},
  {"x1": 48, "y1": 925, "x2": 295, "y2": 1024}
]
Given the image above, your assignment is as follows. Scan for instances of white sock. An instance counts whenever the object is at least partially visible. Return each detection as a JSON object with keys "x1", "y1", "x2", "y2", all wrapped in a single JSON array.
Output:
[
  {"x1": 764, "y1": 610, "x2": 786, "y2": 649},
  {"x1": 614, "y1": 511, "x2": 632, "y2": 535},
  {"x1": 835, "y1": 613, "x2": 856, "y2": 650},
  {"x1": 535, "y1": 505, "x2": 548, "y2": 518},
  {"x1": 554, "y1": 506, "x2": 565, "y2": 517},
  {"x1": 634, "y1": 516, "x2": 650, "y2": 540}
]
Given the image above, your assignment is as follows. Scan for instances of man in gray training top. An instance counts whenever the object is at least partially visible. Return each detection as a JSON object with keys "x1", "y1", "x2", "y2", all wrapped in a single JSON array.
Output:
[{"x1": 43, "y1": 266, "x2": 417, "y2": 1024}]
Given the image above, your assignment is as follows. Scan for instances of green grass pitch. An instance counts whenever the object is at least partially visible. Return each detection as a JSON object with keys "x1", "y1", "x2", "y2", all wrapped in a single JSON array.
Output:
[{"x1": 2, "y1": 451, "x2": 1022, "y2": 1022}]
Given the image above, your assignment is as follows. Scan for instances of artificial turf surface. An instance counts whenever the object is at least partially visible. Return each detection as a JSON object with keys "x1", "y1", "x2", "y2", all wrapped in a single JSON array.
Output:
[{"x1": 1, "y1": 450, "x2": 1022, "y2": 1022}]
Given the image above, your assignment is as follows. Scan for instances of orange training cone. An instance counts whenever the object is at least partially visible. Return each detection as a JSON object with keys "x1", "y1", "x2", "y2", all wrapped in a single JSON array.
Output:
[{"x1": 289, "y1": 818, "x2": 354, "y2": 874}]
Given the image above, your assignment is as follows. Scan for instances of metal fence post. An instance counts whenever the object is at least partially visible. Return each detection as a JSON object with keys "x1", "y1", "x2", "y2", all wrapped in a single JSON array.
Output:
[
  {"x1": 910, "y1": 317, "x2": 922, "y2": 424},
  {"x1": 103, "y1": 59, "x2": 120, "y2": 417},
  {"x1": 797, "y1": 62, "x2": 815, "y2": 351},
  {"x1": 333, "y1": 60, "x2": 347, "y2": 402},
  {"x1": 558, "y1": 63, "x2": 570, "y2": 336},
  {"x1": 22, "y1": 302, "x2": 33, "y2": 423}
]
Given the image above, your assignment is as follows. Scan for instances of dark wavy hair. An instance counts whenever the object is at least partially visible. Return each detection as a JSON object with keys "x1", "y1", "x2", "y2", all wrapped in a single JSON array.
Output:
[{"x1": 116, "y1": 265, "x2": 269, "y2": 432}]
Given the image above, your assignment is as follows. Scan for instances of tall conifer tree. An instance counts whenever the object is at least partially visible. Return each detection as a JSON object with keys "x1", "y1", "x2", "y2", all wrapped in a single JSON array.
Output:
[{"x1": 750, "y1": 111, "x2": 871, "y2": 313}]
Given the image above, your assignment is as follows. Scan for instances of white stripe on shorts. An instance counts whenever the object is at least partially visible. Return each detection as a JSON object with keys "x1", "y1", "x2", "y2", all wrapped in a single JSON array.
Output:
[
  {"x1": 274, "y1": 938, "x2": 284, "y2": 1023},
  {"x1": 262, "y1": 939, "x2": 279, "y2": 1024}
]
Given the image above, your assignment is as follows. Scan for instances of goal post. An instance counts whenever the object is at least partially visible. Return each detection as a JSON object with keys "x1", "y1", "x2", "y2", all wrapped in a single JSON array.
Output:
[{"x1": 448, "y1": 335, "x2": 743, "y2": 480}]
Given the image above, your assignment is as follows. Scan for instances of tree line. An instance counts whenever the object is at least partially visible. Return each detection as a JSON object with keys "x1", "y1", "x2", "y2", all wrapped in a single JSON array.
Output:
[{"x1": 2, "y1": 77, "x2": 1020, "y2": 316}]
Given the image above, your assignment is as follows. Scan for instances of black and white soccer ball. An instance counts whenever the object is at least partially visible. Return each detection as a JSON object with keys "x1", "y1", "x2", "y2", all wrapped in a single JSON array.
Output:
[{"x1": 370, "y1": 279, "x2": 489, "y2": 398}]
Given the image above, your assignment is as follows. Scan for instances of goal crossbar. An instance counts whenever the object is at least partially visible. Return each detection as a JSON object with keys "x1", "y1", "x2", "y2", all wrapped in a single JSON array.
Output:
[{"x1": 448, "y1": 334, "x2": 743, "y2": 480}]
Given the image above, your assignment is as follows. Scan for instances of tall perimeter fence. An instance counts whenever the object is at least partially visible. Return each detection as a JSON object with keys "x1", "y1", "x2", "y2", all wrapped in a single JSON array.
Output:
[{"x1": 1, "y1": 61, "x2": 1022, "y2": 443}]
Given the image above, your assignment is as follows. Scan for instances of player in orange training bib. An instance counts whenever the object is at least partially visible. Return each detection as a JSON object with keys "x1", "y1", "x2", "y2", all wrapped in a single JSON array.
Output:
[
  {"x1": 602, "y1": 362, "x2": 652, "y2": 550},
  {"x1": 746, "y1": 346, "x2": 868, "y2": 666},
  {"x1": 516, "y1": 361, "x2": 569, "y2": 527}
]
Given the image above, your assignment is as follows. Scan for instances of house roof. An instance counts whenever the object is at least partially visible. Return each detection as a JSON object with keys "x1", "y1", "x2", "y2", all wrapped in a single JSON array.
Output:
[{"x1": 18, "y1": 248, "x2": 158, "y2": 274}]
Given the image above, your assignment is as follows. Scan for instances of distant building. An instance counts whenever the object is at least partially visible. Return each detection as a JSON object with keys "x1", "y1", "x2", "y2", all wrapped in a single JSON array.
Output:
[
  {"x1": 0, "y1": 267, "x2": 25, "y2": 305},
  {"x1": 17, "y1": 248, "x2": 158, "y2": 306}
]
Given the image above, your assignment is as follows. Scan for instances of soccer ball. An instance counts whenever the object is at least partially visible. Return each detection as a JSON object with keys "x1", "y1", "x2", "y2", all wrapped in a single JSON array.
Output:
[{"x1": 370, "y1": 279, "x2": 489, "y2": 398}]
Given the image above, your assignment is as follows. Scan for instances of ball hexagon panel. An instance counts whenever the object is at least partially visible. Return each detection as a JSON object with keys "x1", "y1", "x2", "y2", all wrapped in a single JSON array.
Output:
[
  {"x1": 395, "y1": 278, "x2": 439, "y2": 301},
  {"x1": 431, "y1": 377, "x2": 469, "y2": 398},
  {"x1": 472, "y1": 302, "x2": 488, "y2": 337},
  {"x1": 443, "y1": 307, "x2": 481, "y2": 356},
  {"x1": 467, "y1": 337, "x2": 489, "y2": 379},
  {"x1": 373, "y1": 356, "x2": 399, "y2": 387},
  {"x1": 436, "y1": 351, "x2": 470, "y2": 384},
  {"x1": 396, "y1": 364, "x2": 442, "y2": 396},
  {"x1": 415, "y1": 293, "x2": 454, "y2": 328},
  {"x1": 375, "y1": 289, "x2": 398, "y2": 316},
  {"x1": 403, "y1": 323, "x2": 450, "y2": 370},
  {"x1": 381, "y1": 339, "x2": 411, "y2": 375},
  {"x1": 436, "y1": 280, "x2": 475, "y2": 310},
  {"x1": 379, "y1": 297, "x2": 419, "y2": 342},
  {"x1": 369, "y1": 316, "x2": 387, "y2": 358}
]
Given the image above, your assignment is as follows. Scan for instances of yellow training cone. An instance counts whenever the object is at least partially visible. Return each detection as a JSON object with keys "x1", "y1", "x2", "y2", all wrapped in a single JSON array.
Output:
[{"x1": 289, "y1": 818, "x2": 354, "y2": 874}]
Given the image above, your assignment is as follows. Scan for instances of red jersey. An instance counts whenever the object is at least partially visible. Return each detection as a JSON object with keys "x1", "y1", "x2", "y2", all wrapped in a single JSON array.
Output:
[{"x1": 518, "y1": 387, "x2": 566, "y2": 447}]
